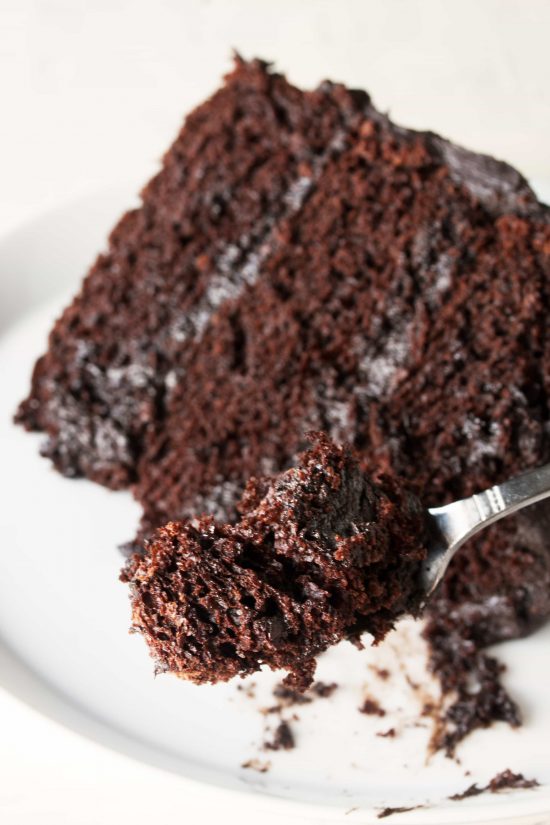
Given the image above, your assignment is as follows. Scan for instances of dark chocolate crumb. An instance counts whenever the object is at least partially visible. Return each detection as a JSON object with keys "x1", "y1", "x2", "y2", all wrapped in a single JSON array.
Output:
[
  {"x1": 262, "y1": 705, "x2": 286, "y2": 716},
  {"x1": 377, "y1": 805, "x2": 424, "y2": 819},
  {"x1": 373, "y1": 667, "x2": 390, "y2": 681},
  {"x1": 359, "y1": 698, "x2": 386, "y2": 717},
  {"x1": 377, "y1": 728, "x2": 396, "y2": 738},
  {"x1": 236, "y1": 681, "x2": 257, "y2": 699},
  {"x1": 450, "y1": 785, "x2": 485, "y2": 801},
  {"x1": 264, "y1": 720, "x2": 295, "y2": 751},
  {"x1": 488, "y1": 770, "x2": 539, "y2": 792},
  {"x1": 273, "y1": 683, "x2": 313, "y2": 706},
  {"x1": 310, "y1": 681, "x2": 338, "y2": 698},
  {"x1": 450, "y1": 769, "x2": 539, "y2": 801}
]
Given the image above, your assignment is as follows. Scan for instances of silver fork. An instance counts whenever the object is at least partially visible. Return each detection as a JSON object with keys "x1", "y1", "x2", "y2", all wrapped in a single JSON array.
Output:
[{"x1": 421, "y1": 464, "x2": 550, "y2": 602}]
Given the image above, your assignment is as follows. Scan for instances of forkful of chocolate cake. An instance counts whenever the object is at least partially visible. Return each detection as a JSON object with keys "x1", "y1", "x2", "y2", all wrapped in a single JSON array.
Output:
[{"x1": 125, "y1": 433, "x2": 550, "y2": 690}]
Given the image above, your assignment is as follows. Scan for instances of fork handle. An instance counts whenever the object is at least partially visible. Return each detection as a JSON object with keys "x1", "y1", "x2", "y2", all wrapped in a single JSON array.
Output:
[
  {"x1": 422, "y1": 463, "x2": 550, "y2": 599},
  {"x1": 473, "y1": 463, "x2": 550, "y2": 523}
]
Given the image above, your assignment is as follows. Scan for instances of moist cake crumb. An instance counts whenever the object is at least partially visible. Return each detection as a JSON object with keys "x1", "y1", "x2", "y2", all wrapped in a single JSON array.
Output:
[
  {"x1": 270, "y1": 680, "x2": 338, "y2": 707},
  {"x1": 449, "y1": 769, "x2": 540, "y2": 800},
  {"x1": 310, "y1": 681, "x2": 338, "y2": 698},
  {"x1": 272, "y1": 684, "x2": 313, "y2": 706},
  {"x1": 126, "y1": 434, "x2": 427, "y2": 687},
  {"x1": 370, "y1": 666, "x2": 390, "y2": 681},
  {"x1": 359, "y1": 698, "x2": 387, "y2": 717},
  {"x1": 264, "y1": 720, "x2": 295, "y2": 751},
  {"x1": 377, "y1": 805, "x2": 425, "y2": 819}
]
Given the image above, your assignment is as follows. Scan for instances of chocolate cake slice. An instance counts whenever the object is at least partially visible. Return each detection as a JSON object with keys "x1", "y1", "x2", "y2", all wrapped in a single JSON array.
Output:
[
  {"x1": 17, "y1": 57, "x2": 550, "y2": 749},
  {"x1": 127, "y1": 435, "x2": 427, "y2": 687}
]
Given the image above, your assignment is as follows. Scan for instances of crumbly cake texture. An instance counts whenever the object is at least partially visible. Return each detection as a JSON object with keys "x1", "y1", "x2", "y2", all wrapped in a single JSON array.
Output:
[
  {"x1": 16, "y1": 58, "x2": 550, "y2": 747},
  {"x1": 127, "y1": 436, "x2": 427, "y2": 687},
  {"x1": 449, "y1": 769, "x2": 539, "y2": 801}
]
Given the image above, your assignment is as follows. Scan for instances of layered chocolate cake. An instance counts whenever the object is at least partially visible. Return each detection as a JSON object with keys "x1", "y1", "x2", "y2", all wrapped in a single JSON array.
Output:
[
  {"x1": 17, "y1": 57, "x2": 550, "y2": 750},
  {"x1": 127, "y1": 435, "x2": 426, "y2": 687}
]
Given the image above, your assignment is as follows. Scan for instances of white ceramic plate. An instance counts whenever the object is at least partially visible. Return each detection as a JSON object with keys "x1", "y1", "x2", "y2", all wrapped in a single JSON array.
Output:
[{"x1": 1, "y1": 184, "x2": 550, "y2": 825}]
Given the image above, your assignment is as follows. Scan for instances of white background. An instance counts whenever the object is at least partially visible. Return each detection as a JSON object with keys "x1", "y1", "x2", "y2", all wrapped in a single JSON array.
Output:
[{"x1": 0, "y1": 1, "x2": 549, "y2": 822}]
